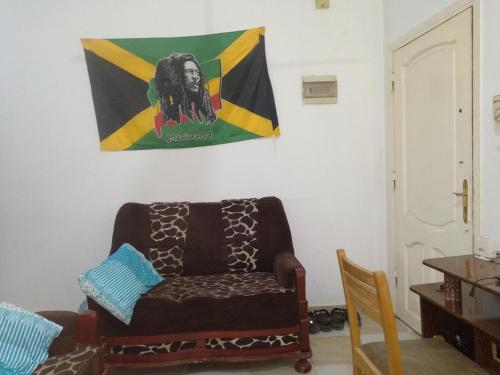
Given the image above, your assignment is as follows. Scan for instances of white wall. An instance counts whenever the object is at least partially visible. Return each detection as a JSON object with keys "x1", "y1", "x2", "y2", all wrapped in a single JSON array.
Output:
[
  {"x1": 479, "y1": 0, "x2": 500, "y2": 245},
  {"x1": 0, "y1": 0, "x2": 386, "y2": 311},
  {"x1": 383, "y1": 0, "x2": 500, "y2": 247},
  {"x1": 383, "y1": 0, "x2": 457, "y2": 42}
]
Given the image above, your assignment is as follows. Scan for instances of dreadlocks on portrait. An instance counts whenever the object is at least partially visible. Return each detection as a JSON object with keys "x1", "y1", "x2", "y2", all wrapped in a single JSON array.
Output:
[{"x1": 154, "y1": 53, "x2": 217, "y2": 125}]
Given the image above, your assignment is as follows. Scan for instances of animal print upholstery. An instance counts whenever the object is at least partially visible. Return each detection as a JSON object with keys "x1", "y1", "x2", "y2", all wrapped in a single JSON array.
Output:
[
  {"x1": 145, "y1": 272, "x2": 293, "y2": 303},
  {"x1": 206, "y1": 334, "x2": 299, "y2": 350},
  {"x1": 108, "y1": 335, "x2": 298, "y2": 356},
  {"x1": 221, "y1": 198, "x2": 259, "y2": 272},
  {"x1": 34, "y1": 346, "x2": 99, "y2": 375},
  {"x1": 148, "y1": 202, "x2": 189, "y2": 276},
  {"x1": 109, "y1": 340, "x2": 196, "y2": 355}
]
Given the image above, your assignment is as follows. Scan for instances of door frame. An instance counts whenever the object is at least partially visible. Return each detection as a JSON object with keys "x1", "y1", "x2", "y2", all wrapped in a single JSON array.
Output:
[{"x1": 386, "y1": 0, "x2": 481, "y2": 298}]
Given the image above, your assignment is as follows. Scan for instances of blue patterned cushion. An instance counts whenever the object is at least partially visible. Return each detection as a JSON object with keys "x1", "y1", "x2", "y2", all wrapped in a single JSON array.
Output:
[
  {"x1": 79, "y1": 243, "x2": 163, "y2": 325},
  {"x1": 0, "y1": 302, "x2": 62, "y2": 375}
]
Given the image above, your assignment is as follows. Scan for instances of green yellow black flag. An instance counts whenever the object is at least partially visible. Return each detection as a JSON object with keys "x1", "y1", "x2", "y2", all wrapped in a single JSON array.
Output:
[{"x1": 81, "y1": 27, "x2": 279, "y2": 151}]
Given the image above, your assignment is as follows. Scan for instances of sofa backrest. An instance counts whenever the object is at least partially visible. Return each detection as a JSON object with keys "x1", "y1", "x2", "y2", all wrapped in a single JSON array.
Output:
[{"x1": 110, "y1": 197, "x2": 294, "y2": 277}]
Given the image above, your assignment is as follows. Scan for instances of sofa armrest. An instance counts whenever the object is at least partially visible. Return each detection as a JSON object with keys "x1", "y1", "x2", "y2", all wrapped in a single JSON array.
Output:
[
  {"x1": 37, "y1": 310, "x2": 100, "y2": 357},
  {"x1": 273, "y1": 253, "x2": 309, "y2": 350},
  {"x1": 76, "y1": 309, "x2": 100, "y2": 346},
  {"x1": 37, "y1": 311, "x2": 78, "y2": 356},
  {"x1": 273, "y1": 252, "x2": 305, "y2": 289}
]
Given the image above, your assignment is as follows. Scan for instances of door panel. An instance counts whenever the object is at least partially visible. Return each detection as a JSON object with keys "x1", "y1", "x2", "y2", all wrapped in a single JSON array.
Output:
[
  {"x1": 404, "y1": 47, "x2": 456, "y2": 227},
  {"x1": 393, "y1": 8, "x2": 473, "y2": 332}
]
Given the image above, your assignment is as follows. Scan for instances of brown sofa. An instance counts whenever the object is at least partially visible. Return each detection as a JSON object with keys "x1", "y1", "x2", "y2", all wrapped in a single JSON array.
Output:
[
  {"x1": 34, "y1": 310, "x2": 102, "y2": 375},
  {"x1": 88, "y1": 197, "x2": 312, "y2": 372}
]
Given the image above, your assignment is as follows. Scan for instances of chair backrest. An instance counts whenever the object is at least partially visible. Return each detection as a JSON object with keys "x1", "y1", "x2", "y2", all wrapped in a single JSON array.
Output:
[{"x1": 337, "y1": 249, "x2": 403, "y2": 375}]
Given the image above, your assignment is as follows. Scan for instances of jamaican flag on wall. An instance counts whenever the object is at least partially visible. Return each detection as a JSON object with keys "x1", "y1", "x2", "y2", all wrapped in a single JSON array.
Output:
[{"x1": 81, "y1": 27, "x2": 279, "y2": 151}]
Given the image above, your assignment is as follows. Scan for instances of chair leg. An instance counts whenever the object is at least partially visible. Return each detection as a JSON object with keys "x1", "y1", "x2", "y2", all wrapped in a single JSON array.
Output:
[{"x1": 294, "y1": 358, "x2": 312, "y2": 373}]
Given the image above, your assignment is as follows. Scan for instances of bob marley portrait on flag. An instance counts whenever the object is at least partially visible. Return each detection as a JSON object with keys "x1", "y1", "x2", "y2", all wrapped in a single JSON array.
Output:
[
  {"x1": 81, "y1": 27, "x2": 279, "y2": 151},
  {"x1": 150, "y1": 53, "x2": 220, "y2": 136}
]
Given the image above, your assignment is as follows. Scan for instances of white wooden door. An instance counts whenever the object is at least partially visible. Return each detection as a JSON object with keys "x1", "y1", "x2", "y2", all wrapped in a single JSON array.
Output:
[{"x1": 393, "y1": 8, "x2": 473, "y2": 332}]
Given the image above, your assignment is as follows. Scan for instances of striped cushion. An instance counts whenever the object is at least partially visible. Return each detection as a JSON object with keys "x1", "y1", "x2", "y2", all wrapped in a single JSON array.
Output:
[
  {"x1": 0, "y1": 302, "x2": 62, "y2": 375},
  {"x1": 79, "y1": 243, "x2": 163, "y2": 325}
]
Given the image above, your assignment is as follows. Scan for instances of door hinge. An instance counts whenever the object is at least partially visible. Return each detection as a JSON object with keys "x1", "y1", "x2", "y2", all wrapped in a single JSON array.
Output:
[
  {"x1": 394, "y1": 269, "x2": 398, "y2": 288},
  {"x1": 391, "y1": 80, "x2": 395, "y2": 92},
  {"x1": 392, "y1": 171, "x2": 396, "y2": 191}
]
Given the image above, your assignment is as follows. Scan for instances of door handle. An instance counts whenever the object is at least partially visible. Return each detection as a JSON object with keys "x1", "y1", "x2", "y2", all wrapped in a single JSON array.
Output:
[{"x1": 452, "y1": 180, "x2": 469, "y2": 223}]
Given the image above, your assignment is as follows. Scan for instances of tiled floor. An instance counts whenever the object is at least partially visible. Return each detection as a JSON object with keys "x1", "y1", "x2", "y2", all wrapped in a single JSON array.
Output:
[{"x1": 111, "y1": 314, "x2": 419, "y2": 375}]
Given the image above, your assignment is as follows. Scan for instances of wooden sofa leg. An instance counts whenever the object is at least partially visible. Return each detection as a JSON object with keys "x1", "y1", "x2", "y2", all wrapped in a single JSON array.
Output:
[
  {"x1": 293, "y1": 268, "x2": 312, "y2": 373},
  {"x1": 295, "y1": 358, "x2": 312, "y2": 373}
]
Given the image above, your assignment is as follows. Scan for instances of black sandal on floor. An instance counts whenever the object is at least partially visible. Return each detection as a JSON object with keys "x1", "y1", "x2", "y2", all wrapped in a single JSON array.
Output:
[
  {"x1": 339, "y1": 307, "x2": 362, "y2": 326},
  {"x1": 314, "y1": 309, "x2": 333, "y2": 332},
  {"x1": 330, "y1": 308, "x2": 346, "y2": 330},
  {"x1": 308, "y1": 311, "x2": 320, "y2": 334}
]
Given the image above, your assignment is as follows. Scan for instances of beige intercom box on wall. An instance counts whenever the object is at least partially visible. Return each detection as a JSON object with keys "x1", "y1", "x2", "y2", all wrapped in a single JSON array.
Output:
[
  {"x1": 315, "y1": 0, "x2": 329, "y2": 9},
  {"x1": 494, "y1": 95, "x2": 500, "y2": 124},
  {"x1": 302, "y1": 75, "x2": 337, "y2": 104}
]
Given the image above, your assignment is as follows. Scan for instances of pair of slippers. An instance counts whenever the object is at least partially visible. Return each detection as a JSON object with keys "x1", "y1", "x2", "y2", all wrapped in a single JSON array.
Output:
[
  {"x1": 308, "y1": 307, "x2": 361, "y2": 333},
  {"x1": 308, "y1": 308, "x2": 346, "y2": 333}
]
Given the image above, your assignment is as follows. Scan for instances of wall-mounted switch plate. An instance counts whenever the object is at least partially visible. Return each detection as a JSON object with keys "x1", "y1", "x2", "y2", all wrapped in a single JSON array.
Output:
[
  {"x1": 494, "y1": 95, "x2": 500, "y2": 124},
  {"x1": 316, "y1": 0, "x2": 329, "y2": 9}
]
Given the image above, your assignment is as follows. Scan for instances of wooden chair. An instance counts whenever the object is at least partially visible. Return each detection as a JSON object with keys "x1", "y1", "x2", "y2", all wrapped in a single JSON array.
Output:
[{"x1": 336, "y1": 249, "x2": 487, "y2": 375}]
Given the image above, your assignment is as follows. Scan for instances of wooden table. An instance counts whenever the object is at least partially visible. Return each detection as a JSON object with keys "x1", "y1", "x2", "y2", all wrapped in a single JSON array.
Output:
[{"x1": 411, "y1": 255, "x2": 500, "y2": 374}]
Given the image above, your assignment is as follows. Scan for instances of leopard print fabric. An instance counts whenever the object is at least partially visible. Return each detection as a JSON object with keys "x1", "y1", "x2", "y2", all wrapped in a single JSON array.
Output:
[
  {"x1": 206, "y1": 334, "x2": 299, "y2": 350},
  {"x1": 145, "y1": 272, "x2": 293, "y2": 303},
  {"x1": 148, "y1": 245, "x2": 184, "y2": 277},
  {"x1": 221, "y1": 199, "x2": 258, "y2": 239},
  {"x1": 109, "y1": 340, "x2": 196, "y2": 355},
  {"x1": 108, "y1": 335, "x2": 297, "y2": 356},
  {"x1": 34, "y1": 346, "x2": 99, "y2": 375},
  {"x1": 221, "y1": 199, "x2": 259, "y2": 272},
  {"x1": 148, "y1": 202, "x2": 189, "y2": 277}
]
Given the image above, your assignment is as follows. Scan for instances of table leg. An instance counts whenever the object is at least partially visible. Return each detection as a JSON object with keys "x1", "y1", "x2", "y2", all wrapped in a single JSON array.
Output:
[
  {"x1": 444, "y1": 273, "x2": 462, "y2": 303},
  {"x1": 420, "y1": 297, "x2": 435, "y2": 338}
]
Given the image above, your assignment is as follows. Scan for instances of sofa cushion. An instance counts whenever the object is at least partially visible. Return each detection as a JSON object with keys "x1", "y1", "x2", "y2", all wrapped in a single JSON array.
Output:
[
  {"x1": 110, "y1": 197, "x2": 295, "y2": 276},
  {"x1": 148, "y1": 202, "x2": 190, "y2": 277},
  {"x1": 221, "y1": 198, "x2": 259, "y2": 272},
  {"x1": 79, "y1": 243, "x2": 163, "y2": 324},
  {"x1": 33, "y1": 346, "x2": 99, "y2": 375},
  {"x1": 147, "y1": 271, "x2": 292, "y2": 303},
  {"x1": 0, "y1": 302, "x2": 62, "y2": 375},
  {"x1": 90, "y1": 272, "x2": 298, "y2": 336},
  {"x1": 182, "y1": 202, "x2": 227, "y2": 276},
  {"x1": 147, "y1": 199, "x2": 262, "y2": 276}
]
